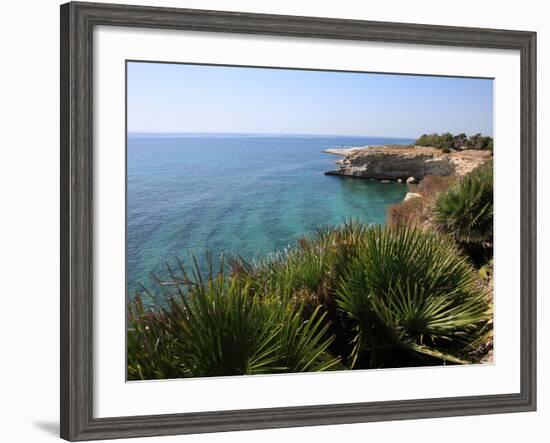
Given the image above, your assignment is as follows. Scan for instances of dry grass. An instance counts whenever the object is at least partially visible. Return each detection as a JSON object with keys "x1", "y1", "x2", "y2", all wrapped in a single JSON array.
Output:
[
  {"x1": 128, "y1": 222, "x2": 492, "y2": 379},
  {"x1": 387, "y1": 175, "x2": 457, "y2": 228},
  {"x1": 412, "y1": 175, "x2": 458, "y2": 196},
  {"x1": 387, "y1": 197, "x2": 428, "y2": 228}
]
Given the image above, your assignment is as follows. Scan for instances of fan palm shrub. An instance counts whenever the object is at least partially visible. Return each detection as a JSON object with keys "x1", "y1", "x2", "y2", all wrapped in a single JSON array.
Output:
[
  {"x1": 127, "y1": 260, "x2": 339, "y2": 380},
  {"x1": 233, "y1": 221, "x2": 369, "y2": 294},
  {"x1": 237, "y1": 246, "x2": 328, "y2": 296},
  {"x1": 164, "y1": 276, "x2": 282, "y2": 377},
  {"x1": 229, "y1": 221, "x2": 371, "y2": 366},
  {"x1": 433, "y1": 161, "x2": 493, "y2": 264},
  {"x1": 127, "y1": 297, "x2": 186, "y2": 380},
  {"x1": 129, "y1": 221, "x2": 492, "y2": 379},
  {"x1": 336, "y1": 225, "x2": 490, "y2": 369},
  {"x1": 231, "y1": 221, "x2": 489, "y2": 369},
  {"x1": 272, "y1": 302, "x2": 341, "y2": 372}
]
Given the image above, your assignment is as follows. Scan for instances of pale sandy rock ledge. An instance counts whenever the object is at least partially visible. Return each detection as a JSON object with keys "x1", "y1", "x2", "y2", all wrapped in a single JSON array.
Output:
[{"x1": 324, "y1": 145, "x2": 491, "y2": 181}]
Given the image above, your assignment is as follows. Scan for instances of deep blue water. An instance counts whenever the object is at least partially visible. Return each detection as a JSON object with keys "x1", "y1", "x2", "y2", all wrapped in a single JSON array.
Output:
[{"x1": 127, "y1": 134, "x2": 412, "y2": 297}]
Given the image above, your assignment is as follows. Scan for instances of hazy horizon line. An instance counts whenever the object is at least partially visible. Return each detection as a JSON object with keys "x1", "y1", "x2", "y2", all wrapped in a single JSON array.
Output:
[{"x1": 128, "y1": 131, "x2": 417, "y2": 139}]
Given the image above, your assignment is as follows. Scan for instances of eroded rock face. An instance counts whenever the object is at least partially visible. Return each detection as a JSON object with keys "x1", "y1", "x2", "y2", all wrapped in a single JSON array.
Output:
[{"x1": 324, "y1": 145, "x2": 491, "y2": 180}]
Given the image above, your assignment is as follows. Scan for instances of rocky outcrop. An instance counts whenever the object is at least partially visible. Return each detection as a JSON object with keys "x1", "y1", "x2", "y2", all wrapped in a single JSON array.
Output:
[{"x1": 324, "y1": 145, "x2": 491, "y2": 181}]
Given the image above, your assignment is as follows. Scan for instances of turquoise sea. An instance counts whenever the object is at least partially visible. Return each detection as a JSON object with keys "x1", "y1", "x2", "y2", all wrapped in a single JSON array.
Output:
[{"x1": 127, "y1": 134, "x2": 412, "y2": 297}]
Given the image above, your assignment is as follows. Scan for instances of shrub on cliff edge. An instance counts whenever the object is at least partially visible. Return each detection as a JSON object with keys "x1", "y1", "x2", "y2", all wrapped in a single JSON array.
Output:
[
  {"x1": 433, "y1": 161, "x2": 493, "y2": 264},
  {"x1": 387, "y1": 175, "x2": 457, "y2": 228},
  {"x1": 127, "y1": 262, "x2": 339, "y2": 380},
  {"x1": 336, "y1": 225, "x2": 490, "y2": 369},
  {"x1": 415, "y1": 133, "x2": 493, "y2": 151}
]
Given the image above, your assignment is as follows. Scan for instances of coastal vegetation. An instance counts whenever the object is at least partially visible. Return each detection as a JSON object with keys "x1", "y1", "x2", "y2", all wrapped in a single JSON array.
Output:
[
  {"x1": 388, "y1": 160, "x2": 493, "y2": 266},
  {"x1": 415, "y1": 133, "x2": 493, "y2": 153},
  {"x1": 434, "y1": 160, "x2": 493, "y2": 265},
  {"x1": 434, "y1": 161, "x2": 493, "y2": 246},
  {"x1": 129, "y1": 170, "x2": 493, "y2": 379},
  {"x1": 127, "y1": 141, "x2": 494, "y2": 381},
  {"x1": 387, "y1": 175, "x2": 457, "y2": 229}
]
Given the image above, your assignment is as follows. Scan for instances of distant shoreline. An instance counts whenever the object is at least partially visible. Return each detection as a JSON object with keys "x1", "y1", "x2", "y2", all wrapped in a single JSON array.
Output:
[{"x1": 127, "y1": 132, "x2": 417, "y2": 140}]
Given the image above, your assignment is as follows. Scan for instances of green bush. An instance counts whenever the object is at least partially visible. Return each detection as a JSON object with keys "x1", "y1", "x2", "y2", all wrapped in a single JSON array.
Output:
[
  {"x1": 433, "y1": 161, "x2": 493, "y2": 263},
  {"x1": 128, "y1": 222, "x2": 491, "y2": 379},
  {"x1": 336, "y1": 225, "x2": 490, "y2": 368},
  {"x1": 127, "y1": 298, "x2": 185, "y2": 380},
  {"x1": 415, "y1": 133, "x2": 493, "y2": 151},
  {"x1": 232, "y1": 221, "x2": 368, "y2": 293},
  {"x1": 127, "y1": 264, "x2": 339, "y2": 380}
]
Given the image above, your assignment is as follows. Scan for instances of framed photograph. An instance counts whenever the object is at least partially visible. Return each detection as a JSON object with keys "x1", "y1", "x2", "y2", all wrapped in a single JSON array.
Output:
[{"x1": 60, "y1": 2, "x2": 536, "y2": 441}]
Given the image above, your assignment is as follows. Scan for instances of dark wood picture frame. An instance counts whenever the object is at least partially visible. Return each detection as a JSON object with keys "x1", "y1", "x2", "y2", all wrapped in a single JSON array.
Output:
[{"x1": 60, "y1": 1, "x2": 537, "y2": 441}]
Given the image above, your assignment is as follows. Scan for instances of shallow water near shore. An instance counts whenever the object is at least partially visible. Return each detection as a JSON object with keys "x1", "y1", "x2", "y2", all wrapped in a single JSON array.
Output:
[{"x1": 127, "y1": 134, "x2": 411, "y2": 298}]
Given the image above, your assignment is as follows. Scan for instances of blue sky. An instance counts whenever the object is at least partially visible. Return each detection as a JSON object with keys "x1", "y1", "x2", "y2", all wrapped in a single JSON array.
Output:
[{"x1": 127, "y1": 62, "x2": 493, "y2": 138}]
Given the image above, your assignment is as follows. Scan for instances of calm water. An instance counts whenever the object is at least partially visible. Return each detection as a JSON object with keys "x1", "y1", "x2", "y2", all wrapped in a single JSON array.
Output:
[{"x1": 127, "y1": 134, "x2": 411, "y2": 297}]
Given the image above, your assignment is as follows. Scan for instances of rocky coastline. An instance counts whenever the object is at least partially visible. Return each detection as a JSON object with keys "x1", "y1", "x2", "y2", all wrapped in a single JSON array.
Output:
[{"x1": 324, "y1": 145, "x2": 491, "y2": 182}]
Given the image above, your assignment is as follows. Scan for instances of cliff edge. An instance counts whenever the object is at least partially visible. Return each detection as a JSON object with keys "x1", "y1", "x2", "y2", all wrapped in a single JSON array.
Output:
[{"x1": 324, "y1": 145, "x2": 491, "y2": 181}]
